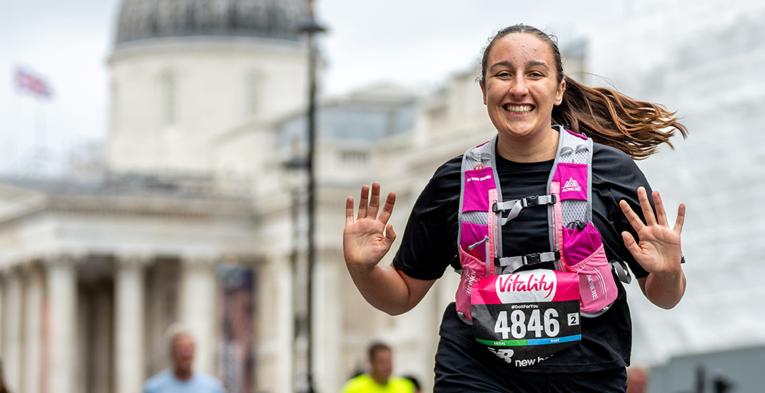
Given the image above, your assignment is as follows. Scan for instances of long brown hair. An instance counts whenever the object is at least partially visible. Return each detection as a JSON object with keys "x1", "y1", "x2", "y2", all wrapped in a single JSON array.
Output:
[{"x1": 479, "y1": 24, "x2": 687, "y2": 160}]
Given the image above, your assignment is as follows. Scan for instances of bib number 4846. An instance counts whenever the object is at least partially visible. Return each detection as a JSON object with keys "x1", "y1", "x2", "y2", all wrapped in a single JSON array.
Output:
[{"x1": 494, "y1": 309, "x2": 560, "y2": 339}]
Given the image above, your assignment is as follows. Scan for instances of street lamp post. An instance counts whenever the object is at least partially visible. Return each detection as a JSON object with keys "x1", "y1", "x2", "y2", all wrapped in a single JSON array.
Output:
[
  {"x1": 299, "y1": 1, "x2": 326, "y2": 392},
  {"x1": 282, "y1": 152, "x2": 306, "y2": 393}
]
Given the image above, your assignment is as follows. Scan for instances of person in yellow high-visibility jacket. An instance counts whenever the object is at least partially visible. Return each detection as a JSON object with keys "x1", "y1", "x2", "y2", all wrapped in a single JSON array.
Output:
[{"x1": 342, "y1": 342, "x2": 415, "y2": 393}]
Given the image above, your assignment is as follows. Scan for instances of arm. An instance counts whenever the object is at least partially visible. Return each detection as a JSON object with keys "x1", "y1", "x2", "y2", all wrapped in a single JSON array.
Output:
[
  {"x1": 346, "y1": 264, "x2": 435, "y2": 316},
  {"x1": 620, "y1": 187, "x2": 686, "y2": 309},
  {"x1": 343, "y1": 183, "x2": 436, "y2": 315},
  {"x1": 637, "y1": 270, "x2": 686, "y2": 310}
]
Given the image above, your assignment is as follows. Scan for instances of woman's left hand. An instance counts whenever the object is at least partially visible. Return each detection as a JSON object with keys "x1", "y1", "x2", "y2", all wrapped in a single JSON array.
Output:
[{"x1": 619, "y1": 187, "x2": 686, "y2": 274}]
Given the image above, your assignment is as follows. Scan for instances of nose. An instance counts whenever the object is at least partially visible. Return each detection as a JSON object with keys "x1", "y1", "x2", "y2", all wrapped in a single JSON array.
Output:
[{"x1": 508, "y1": 75, "x2": 529, "y2": 97}]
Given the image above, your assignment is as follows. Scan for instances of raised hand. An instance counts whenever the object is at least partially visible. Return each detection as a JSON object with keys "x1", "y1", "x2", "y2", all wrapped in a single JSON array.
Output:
[
  {"x1": 619, "y1": 187, "x2": 685, "y2": 275},
  {"x1": 343, "y1": 182, "x2": 397, "y2": 271}
]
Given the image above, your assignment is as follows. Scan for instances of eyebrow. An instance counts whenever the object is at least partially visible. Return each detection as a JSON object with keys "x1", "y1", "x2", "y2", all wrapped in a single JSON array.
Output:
[{"x1": 489, "y1": 60, "x2": 550, "y2": 71}]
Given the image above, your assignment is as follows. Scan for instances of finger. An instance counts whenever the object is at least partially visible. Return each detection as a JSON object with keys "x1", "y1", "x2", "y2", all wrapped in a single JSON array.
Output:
[
  {"x1": 638, "y1": 187, "x2": 657, "y2": 226},
  {"x1": 378, "y1": 192, "x2": 397, "y2": 225},
  {"x1": 367, "y1": 182, "x2": 381, "y2": 219},
  {"x1": 357, "y1": 185, "x2": 369, "y2": 219},
  {"x1": 619, "y1": 199, "x2": 646, "y2": 232},
  {"x1": 621, "y1": 231, "x2": 642, "y2": 259},
  {"x1": 385, "y1": 223, "x2": 397, "y2": 242},
  {"x1": 652, "y1": 191, "x2": 668, "y2": 227},
  {"x1": 673, "y1": 203, "x2": 686, "y2": 234},
  {"x1": 345, "y1": 196, "x2": 355, "y2": 225}
]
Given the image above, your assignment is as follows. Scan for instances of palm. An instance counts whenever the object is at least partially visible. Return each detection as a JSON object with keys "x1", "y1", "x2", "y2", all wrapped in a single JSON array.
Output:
[
  {"x1": 344, "y1": 218, "x2": 393, "y2": 263},
  {"x1": 343, "y1": 183, "x2": 397, "y2": 269},
  {"x1": 629, "y1": 224, "x2": 681, "y2": 272},
  {"x1": 620, "y1": 187, "x2": 686, "y2": 274}
]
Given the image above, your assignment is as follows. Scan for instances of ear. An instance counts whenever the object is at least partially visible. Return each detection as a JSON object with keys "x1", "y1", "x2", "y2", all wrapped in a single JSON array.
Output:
[
  {"x1": 480, "y1": 81, "x2": 487, "y2": 105},
  {"x1": 555, "y1": 78, "x2": 566, "y2": 106}
]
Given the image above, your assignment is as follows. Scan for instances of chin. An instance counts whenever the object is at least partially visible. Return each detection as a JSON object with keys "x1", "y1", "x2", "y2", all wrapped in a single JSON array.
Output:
[{"x1": 499, "y1": 128, "x2": 537, "y2": 139}]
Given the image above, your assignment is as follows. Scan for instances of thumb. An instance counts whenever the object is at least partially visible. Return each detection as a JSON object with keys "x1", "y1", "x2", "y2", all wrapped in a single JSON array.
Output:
[
  {"x1": 385, "y1": 223, "x2": 397, "y2": 243},
  {"x1": 621, "y1": 231, "x2": 641, "y2": 258}
]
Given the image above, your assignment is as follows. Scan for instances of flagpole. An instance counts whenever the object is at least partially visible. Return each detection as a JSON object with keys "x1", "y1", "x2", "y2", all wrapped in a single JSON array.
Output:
[
  {"x1": 13, "y1": 66, "x2": 53, "y2": 175},
  {"x1": 34, "y1": 95, "x2": 47, "y2": 175},
  {"x1": 5, "y1": 76, "x2": 18, "y2": 174}
]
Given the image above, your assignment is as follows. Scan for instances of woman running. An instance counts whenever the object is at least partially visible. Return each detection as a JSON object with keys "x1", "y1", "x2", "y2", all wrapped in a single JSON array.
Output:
[{"x1": 343, "y1": 24, "x2": 687, "y2": 392}]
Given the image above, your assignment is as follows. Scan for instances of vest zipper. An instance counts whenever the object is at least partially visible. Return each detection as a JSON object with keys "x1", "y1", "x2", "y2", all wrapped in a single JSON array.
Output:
[{"x1": 466, "y1": 236, "x2": 489, "y2": 251}]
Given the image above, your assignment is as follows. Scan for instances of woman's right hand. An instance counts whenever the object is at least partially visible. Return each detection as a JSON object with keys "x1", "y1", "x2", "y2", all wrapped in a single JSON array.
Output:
[{"x1": 343, "y1": 182, "x2": 397, "y2": 271}]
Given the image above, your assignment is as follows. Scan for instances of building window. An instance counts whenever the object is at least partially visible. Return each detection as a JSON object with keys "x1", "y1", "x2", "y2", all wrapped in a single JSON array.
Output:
[
  {"x1": 340, "y1": 150, "x2": 368, "y2": 163},
  {"x1": 160, "y1": 70, "x2": 176, "y2": 126},
  {"x1": 247, "y1": 71, "x2": 262, "y2": 116},
  {"x1": 110, "y1": 80, "x2": 119, "y2": 129}
]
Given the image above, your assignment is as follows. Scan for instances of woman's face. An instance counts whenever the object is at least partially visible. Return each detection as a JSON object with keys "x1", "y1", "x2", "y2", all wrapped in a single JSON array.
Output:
[{"x1": 481, "y1": 33, "x2": 565, "y2": 141}]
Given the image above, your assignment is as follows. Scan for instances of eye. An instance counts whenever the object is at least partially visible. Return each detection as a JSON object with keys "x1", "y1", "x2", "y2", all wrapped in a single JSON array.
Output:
[
  {"x1": 496, "y1": 71, "x2": 512, "y2": 79},
  {"x1": 528, "y1": 71, "x2": 544, "y2": 79}
]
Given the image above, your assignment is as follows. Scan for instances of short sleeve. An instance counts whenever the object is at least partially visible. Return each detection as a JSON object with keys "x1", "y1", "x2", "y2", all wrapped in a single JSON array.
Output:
[
  {"x1": 592, "y1": 144, "x2": 653, "y2": 279},
  {"x1": 392, "y1": 157, "x2": 462, "y2": 280}
]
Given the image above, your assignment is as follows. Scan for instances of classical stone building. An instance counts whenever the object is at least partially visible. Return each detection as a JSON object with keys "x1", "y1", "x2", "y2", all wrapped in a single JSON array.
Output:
[
  {"x1": 0, "y1": 1, "x2": 309, "y2": 392},
  {"x1": 0, "y1": 2, "x2": 485, "y2": 392},
  {"x1": 3, "y1": 1, "x2": 763, "y2": 393}
]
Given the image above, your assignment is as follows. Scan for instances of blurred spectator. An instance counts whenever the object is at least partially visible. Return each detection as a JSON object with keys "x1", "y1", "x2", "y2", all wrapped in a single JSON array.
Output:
[
  {"x1": 144, "y1": 328, "x2": 226, "y2": 393},
  {"x1": 341, "y1": 342, "x2": 414, "y2": 393},
  {"x1": 627, "y1": 366, "x2": 649, "y2": 393}
]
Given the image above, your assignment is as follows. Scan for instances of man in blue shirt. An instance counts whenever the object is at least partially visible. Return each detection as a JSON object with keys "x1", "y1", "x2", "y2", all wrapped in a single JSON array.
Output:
[{"x1": 144, "y1": 330, "x2": 226, "y2": 393}]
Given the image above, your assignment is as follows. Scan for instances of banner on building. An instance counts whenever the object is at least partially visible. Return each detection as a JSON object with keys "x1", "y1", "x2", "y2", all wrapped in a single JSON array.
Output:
[{"x1": 217, "y1": 264, "x2": 256, "y2": 393}]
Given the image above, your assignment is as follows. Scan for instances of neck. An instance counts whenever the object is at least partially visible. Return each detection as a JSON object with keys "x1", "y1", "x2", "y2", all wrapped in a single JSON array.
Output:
[
  {"x1": 174, "y1": 368, "x2": 192, "y2": 381},
  {"x1": 496, "y1": 126, "x2": 558, "y2": 163}
]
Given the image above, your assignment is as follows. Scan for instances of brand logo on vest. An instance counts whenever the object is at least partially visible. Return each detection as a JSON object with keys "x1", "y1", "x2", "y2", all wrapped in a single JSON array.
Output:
[
  {"x1": 466, "y1": 174, "x2": 491, "y2": 183},
  {"x1": 562, "y1": 177, "x2": 581, "y2": 193},
  {"x1": 495, "y1": 270, "x2": 557, "y2": 303}
]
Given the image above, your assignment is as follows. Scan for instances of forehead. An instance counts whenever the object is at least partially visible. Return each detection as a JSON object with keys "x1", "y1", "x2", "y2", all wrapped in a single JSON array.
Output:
[
  {"x1": 371, "y1": 348, "x2": 392, "y2": 360},
  {"x1": 173, "y1": 334, "x2": 195, "y2": 346},
  {"x1": 487, "y1": 33, "x2": 555, "y2": 67}
]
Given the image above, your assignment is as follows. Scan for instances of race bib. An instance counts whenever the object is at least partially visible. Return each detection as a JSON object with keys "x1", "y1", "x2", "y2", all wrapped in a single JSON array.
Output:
[{"x1": 470, "y1": 270, "x2": 582, "y2": 367}]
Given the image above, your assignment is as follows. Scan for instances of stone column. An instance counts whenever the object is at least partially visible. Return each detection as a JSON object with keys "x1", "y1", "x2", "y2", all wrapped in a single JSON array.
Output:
[
  {"x1": 115, "y1": 255, "x2": 149, "y2": 393},
  {"x1": 46, "y1": 256, "x2": 78, "y2": 393},
  {"x1": 275, "y1": 254, "x2": 293, "y2": 393},
  {"x1": 179, "y1": 255, "x2": 217, "y2": 374},
  {"x1": 2, "y1": 268, "x2": 22, "y2": 393},
  {"x1": 255, "y1": 253, "x2": 293, "y2": 393},
  {"x1": 23, "y1": 264, "x2": 44, "y2": 393},
  {"x1": 313, "y1": 251, "x2": 342, "y2": 393}
]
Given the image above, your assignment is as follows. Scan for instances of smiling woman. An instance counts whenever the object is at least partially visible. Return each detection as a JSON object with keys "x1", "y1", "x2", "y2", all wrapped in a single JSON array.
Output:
[
  {"x1": 477, "y1": 24, "x2": 687, "y2": 161},
  {"x1": 479, "y1": 32, "x2": 566, "y2": 162},
  {"x1": 343, "y1": 24, "x2": 689, "y2": 393}
]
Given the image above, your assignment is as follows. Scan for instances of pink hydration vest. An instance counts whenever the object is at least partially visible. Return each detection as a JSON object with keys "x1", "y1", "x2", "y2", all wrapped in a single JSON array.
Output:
[{"x1": 456, "y1": 127, "x2": 630, "y2": 324}]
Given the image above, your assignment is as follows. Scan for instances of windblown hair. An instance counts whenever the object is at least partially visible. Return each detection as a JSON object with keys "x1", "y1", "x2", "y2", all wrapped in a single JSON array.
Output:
[{"x1": 480, "y1": 24, "x2": 688, "y2": 160}]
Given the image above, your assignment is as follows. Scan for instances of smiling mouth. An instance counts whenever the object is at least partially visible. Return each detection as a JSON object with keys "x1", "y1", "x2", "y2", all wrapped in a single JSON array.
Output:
[{"x1": 502, "y1": 104, "x2": 534, "y2": 113}]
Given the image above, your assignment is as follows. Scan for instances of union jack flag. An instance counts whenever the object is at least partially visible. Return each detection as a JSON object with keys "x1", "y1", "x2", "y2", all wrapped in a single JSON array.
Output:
[{"x1": 14, "y1": 67, "x2": 53, "y2": 99}]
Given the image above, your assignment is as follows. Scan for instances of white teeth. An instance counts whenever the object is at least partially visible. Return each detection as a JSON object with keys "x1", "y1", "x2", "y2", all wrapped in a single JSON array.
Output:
[{"x1": 505, "y1": 104, "x2": 533, "y2": 112}]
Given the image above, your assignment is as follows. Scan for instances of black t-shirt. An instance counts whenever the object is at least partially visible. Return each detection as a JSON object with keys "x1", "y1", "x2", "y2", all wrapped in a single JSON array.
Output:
[{"x1": 393, "y1": 142, "x2": 651, "y2": 373}]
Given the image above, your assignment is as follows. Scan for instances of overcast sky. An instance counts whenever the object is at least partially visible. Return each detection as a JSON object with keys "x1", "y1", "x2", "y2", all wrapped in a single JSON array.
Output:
[{"x1": 0, "y1": 0, "x2": 626, "y2": 174}]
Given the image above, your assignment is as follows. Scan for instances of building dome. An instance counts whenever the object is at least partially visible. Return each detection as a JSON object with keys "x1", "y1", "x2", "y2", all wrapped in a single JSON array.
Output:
[{"x1": 114, "y1": 0, "x2": 308, "y2": 47}]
